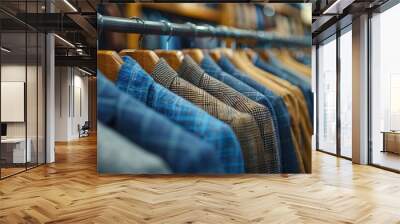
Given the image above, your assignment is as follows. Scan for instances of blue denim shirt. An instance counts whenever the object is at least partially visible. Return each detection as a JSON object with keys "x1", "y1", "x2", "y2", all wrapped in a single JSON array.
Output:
[
  {"x1": 200, "y1": 55, "x2": 281, "y2": 150},
  {"x1": 218, "y1": 56, "x2": 301, "y2": 173},
  {"x1": 97, "y1": 71, "x2": 224, "y2": 174},
  {"x1": 115, "y1": 56, "x2": 244, "y2": 173},
  {"x1": 254, "y1": 55, "x2": 313, "y2": 122}
]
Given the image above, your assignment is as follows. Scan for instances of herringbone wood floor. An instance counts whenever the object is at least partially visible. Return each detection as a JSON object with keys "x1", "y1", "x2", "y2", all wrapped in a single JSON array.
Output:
[{"x1": 1, "y1": 135, "x2": 400, "y2": 224}]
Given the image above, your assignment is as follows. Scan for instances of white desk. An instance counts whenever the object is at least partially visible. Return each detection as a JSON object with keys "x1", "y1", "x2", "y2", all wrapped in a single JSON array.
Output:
[{"x1": 1, "y1": 138, "x2": 31, "y2": 163}]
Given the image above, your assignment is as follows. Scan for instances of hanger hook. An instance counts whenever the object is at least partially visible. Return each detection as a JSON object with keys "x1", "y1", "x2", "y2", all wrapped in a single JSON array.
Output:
[
  {"x1": 160, "y1": 20, "x2": 173, "y2": 50},
  {"x1": 230, "y1": 28, "x2": 237, "y2": 50},
  {"x1": 256, "y1": 31, "x2": 264, "y2": 48},
  {"x1": 186, "y1": 22, "x2": 197, "y2": 48},
  {"x1": 218, "y1": 25, "x2": 228, "y2": 48},
  {"x1": 129, "y1": 16, "x2": 145, "y2": 49}
]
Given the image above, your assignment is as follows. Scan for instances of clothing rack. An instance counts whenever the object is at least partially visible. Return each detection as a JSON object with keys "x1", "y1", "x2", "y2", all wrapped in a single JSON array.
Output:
[{"x1": 97, "y1": 14, "x2": 310, "y2": 47}]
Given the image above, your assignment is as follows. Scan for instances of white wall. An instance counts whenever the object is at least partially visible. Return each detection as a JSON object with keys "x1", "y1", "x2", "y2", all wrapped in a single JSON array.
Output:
[
  {"x1": 55, "y1": 66, "x2": 69, "y2": 141},
  {"x1": 54, "y1": 67, "x2": 89, "y2": 141}
]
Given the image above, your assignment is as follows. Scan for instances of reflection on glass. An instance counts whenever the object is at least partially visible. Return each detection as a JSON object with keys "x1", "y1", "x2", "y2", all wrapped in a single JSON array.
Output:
[
  {"x1": 318, "y1": 38, "x2": 337, "y2": 154},
  {"x1": 371, "y1": 3, "x2": 400, "y2": 171},
  {"x1": 340, "y1": 30, "x2": 352, "y2": 158}
]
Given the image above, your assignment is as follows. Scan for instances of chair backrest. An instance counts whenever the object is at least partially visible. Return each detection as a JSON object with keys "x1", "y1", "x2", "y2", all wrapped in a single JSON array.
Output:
[{"x1": 82, "y1": 121, "x2": 90, "y2": 129}]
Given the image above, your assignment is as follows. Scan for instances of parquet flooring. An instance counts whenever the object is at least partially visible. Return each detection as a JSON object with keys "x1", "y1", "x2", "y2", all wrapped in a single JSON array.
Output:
[
  {"x1": 1, "y1": 135, "x2": 400, "y2": 223},
  {"x1": 1, "y1": 167, "x2": 26, "y2": 178}
]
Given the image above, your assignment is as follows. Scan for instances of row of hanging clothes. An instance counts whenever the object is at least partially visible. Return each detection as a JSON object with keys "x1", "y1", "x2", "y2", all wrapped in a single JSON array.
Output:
[{"x1": 97, "y1": 14, "x2": 312, "y2": 174}]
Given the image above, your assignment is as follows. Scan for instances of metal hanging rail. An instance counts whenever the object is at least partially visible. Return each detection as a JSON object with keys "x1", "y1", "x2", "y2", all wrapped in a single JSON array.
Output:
[{"x1": 97, "y1": 14, "x2": 311, "y2": 47}]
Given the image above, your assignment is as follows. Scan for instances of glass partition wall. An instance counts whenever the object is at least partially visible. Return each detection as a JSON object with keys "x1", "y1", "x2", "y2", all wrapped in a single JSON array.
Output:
[
  {"x1": 339, "y1": 27, "x2": 352, "y2": 159},
  {"x1": 317, "y1": 35, "x2": 337, "y2": 155},
  {"x1": 316, "y1": 26, "x2": 353, "y2": 159},
  {"x1": 370, "y1": 3, "x2": 400, "y2": 172},
  {"x1": 0, "y1": 1, "x2": 46, "y2": 179}
]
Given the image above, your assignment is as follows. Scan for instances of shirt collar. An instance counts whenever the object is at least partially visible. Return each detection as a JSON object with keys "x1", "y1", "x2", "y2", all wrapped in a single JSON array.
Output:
[
  {"x1": 116, "y1": 56, "x2": 153, "y2": 103},
  {"x1": 219, "y1": 56, "x2": 244, "y2": 76},
  {"x1": 150, "y1": 58, "x2": 178, "y2": 88},
  {"x1": 178, "y1": 55, "x2": 204, "y2": 86}
]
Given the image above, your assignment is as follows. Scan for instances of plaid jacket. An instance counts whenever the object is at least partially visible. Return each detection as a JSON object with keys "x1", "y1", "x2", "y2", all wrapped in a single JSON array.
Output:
[
  {"x1": 218, "y1": 56, "x2": 302, "y2": 173},
  {"x1": 97, "y1": 71, "x2": 224, "y2": 174},
  {"x1": 178, "y1": 56, "x2": 281, "y2": 173},
  {"x1": 151, "y1": 59, "x2": 264, "y2": 173},
  {"x1": 115, "y1": 56, "x2": 244, "y2": 174}
]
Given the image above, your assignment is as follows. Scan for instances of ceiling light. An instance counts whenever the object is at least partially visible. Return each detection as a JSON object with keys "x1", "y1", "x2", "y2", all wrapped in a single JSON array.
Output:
[
  {"x1": 323, "y1": 0, "x2": 341, "y2": 14},
  {"x1": 63, "y1": 0, "x2": 78, "y2": 12},
  {"x1": 78, "y1": 67, "x2": 93, "y2": 76},
  {"x1": 54, "y1": 34, "x2": 75, "y2": 48},
  {"x1": 322, "y1": 0, "x2": 354, "y2": 15},
  {"x1": 1, "y1": 47, "x2": 11, "y2": 53}
]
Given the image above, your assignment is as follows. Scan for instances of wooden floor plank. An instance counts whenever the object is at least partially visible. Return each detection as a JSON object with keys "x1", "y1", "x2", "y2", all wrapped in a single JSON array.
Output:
[{"x1": 0, "y1": 135, "x2": 400, "y2": 223}]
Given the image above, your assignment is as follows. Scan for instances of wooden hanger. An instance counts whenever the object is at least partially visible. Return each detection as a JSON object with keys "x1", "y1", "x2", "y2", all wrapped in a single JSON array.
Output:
[
  {"x1": 209, "y1": 49, "x2": 222, "y2": 62},
  {"x1": 97, "y1": 50, "x2": 123, "y2": 82},
  {"x1": 243, "y1": 48, "x2": 257, "y2": 61},
  {"x1": 258, "y1": 50, "x2": 270, "y2": 62},
  {"x1": 221, "y1": 48, "x2": 233, "y2": 58},
  {"x1": 154, "y1": 49, "x2": 184, "y2": 71},
  {"x1": 182, "y1": 48, "x2": 204, "y2": 64},
  {"x1": 119, "y1": 49, "x2": 159, "y2": 74}
]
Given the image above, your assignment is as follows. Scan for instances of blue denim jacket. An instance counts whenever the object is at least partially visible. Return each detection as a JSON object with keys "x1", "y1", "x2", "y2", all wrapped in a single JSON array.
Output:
[
  {"x1": 115, "y1": 56, "x2": 244, "y2": 173},
  {"x1": 97, "y1": 71, "x2": 224, "y2": 174},
  {"x1": 218, "y1": 56, "x2": 301, "y2": 173},
  {"x1": 253, "y1": 55, "x2": 313, "y2": 122}
]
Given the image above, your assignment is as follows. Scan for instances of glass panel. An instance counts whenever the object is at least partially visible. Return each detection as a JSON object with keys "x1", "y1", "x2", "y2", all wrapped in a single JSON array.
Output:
[
  {"x1": 25, "y1": 0, "x2": 43, "y2": 169},
  {"x1": 0, "y1": 0, "x2": 46, "y2": 178},
  {"x1": 371, "y1": 4, "x2": 400, "y2": 171},
  {"x1": 318, "y1": 37, "x2": 337, "y2": 154},
  {"x1": 1, "y1": 31, "x2": 27, "y2": 177},
  {"x1": 340, "y1": 29, "x2": 352, "y2": 158},
  {"x1": 26, "y1": 31, "x2": 38, "y2": 169}
]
